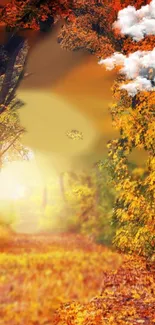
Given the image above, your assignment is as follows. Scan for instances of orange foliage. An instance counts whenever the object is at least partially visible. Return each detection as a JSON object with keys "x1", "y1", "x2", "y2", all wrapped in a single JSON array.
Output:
[
  {"x1": 53, "y1": 254, "x2": 155, "y2": 325},
  {"x1": 107, "y1": 76, "x2": 155, "y2": 258},
  {"x1": 0, "y1": 0, "x2": 72, "y2": 30},
  {"x1": 0, "y1": 233, "x2": 122, "y2": 324},
  {"x1": 123, "y1": 35, "x2": 155, "y2": 55},
  {"x1": 0, "y1": 233, "x2": 154, "y2": 325},
  {"x1": 0, "y1": 1, "x2": 151, "y2": 56},
  {"x1": 112, "y1": 0, "x2": 151, "y2": 11},
  {"x1": 57, "y1": 0, "x2": 152, "y2": 58}
]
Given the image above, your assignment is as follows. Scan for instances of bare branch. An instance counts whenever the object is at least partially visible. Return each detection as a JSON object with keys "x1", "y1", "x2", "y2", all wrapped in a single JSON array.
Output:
[{"x1": 0, "y1": 128, "x2": 24, "y2": 157}]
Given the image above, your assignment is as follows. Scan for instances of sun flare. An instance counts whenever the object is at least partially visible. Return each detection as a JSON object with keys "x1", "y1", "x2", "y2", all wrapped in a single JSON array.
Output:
[{"x1": 0, "y1": 169, "x2": 26, "y2": 201}]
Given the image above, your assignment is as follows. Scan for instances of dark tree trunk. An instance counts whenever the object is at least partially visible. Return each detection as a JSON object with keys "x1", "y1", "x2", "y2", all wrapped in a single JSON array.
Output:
[{"x1": 0, "y1": 39, "x2": 25, "y2": 108}]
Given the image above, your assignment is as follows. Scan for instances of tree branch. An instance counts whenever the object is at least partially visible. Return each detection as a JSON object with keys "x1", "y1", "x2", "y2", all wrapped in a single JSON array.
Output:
[{"x1": 0, "y1": 128, "x2": 24, "y2": 157}]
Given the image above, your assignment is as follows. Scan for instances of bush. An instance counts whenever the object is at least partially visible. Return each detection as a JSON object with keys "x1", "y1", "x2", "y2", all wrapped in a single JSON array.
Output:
[{"x1": 0, "y1": 224, "x2": 12, "y2": 247}]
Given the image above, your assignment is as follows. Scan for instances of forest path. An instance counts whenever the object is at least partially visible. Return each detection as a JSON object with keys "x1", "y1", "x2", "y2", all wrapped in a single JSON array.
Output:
[{"x1": 0, "y1": 233, "x2": 154, "y2": 325}]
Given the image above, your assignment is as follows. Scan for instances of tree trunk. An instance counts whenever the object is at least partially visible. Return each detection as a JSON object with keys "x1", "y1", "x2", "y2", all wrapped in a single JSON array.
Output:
[
  {"x1": 0, "y1": 37, "x2": 27, "y2": 113},
  {"x1": 59, "y1": 172, "x2": 66, "y2": 203}
]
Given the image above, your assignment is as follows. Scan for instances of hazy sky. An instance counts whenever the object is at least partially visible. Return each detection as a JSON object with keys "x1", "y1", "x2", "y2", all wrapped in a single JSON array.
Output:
[
  {"x1": 16, "y1": 24, "x2": 120, "y2": 175},
  {"x1": 16, "y1": 23, "x2": 147, "y2": 177}
]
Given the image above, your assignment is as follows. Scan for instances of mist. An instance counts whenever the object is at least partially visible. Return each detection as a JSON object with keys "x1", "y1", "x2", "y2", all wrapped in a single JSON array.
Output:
[{"x1": 16, "y1": 24, "x2": 119, "y2": 176}]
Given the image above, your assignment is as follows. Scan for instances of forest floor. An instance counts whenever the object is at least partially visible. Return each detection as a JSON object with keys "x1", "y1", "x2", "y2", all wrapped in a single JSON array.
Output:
[{"x1": 0, "y1": 233, "x2": 154, "y2": 325}]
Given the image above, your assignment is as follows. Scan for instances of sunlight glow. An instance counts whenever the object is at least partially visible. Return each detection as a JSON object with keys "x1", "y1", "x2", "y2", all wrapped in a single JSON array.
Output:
[
  {"x1": 0, "y1": 151, "x2": 42, "y2": 201},
  {"x1": 0, "y1": 170, "x2": 26, "y2": 201},
  {"x1": 9, "y1": 184, "x2": 26, "y2": 200}
]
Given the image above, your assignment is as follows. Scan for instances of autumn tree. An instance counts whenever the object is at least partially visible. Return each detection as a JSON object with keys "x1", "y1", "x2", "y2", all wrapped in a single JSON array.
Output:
[
  {"x1": 96, "y1": 0, "x2": 155, "y2": 259},
  {"x1": 0, "y1": 101, "x2": 29, "y2": 168},
  {"x1": 40, "y1": 166, "x2": 116, "y2": 244},
  {"x1": 0, "y1": 1, "x2": 152, "y2": 58},
  {"x1": 107, "y1": 75, "x2": 155, "y2": 258},
  {"x1": 57, "y1": 0, "x2": 152, "y2": 58},
  {"x1": 0, "y1": 35, "x2": 29, "y2": 114},
  {"x1": 0, "y1": 0, "x2": 74, "y2": 31},
  {"x1": 0, "y1": 37, "x2": 29, "y2": 167}
]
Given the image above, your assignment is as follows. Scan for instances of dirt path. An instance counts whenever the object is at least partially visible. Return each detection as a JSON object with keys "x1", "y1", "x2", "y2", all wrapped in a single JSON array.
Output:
[{"x1": 0, "y1": 234, "x2": 154, "y2": 325}]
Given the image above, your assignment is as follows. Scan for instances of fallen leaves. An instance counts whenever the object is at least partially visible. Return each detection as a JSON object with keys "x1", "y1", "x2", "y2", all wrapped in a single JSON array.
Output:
[
  {"x1": 0, "y1": 233, "x2": 154, "y2": 324},
  {"x1": 52, "y1": 249, "x2": 155, "y2": 325},
  {"x1": 0, "y1": 233, "x2": 122, "y2": 324}
]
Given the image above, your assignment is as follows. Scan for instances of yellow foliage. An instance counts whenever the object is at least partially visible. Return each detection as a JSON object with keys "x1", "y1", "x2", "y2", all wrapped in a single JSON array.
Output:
[{"x1": 107, "y1": 77, "x2": 155, "y2": 258}]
